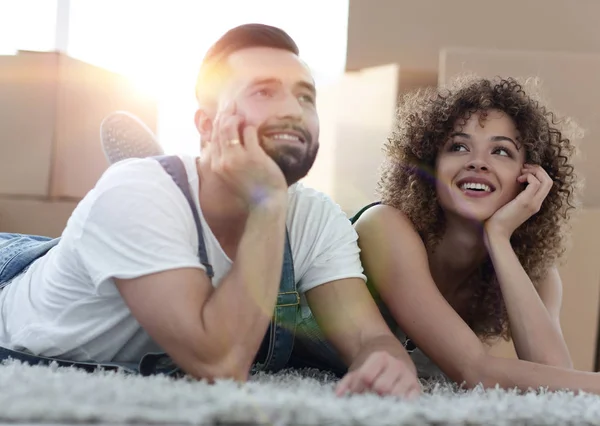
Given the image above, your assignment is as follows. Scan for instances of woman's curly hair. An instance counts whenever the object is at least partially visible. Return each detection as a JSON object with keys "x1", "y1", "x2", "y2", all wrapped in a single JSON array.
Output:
[{"x1": 378, "y1": 75, "x2": 581, "y2": 341}]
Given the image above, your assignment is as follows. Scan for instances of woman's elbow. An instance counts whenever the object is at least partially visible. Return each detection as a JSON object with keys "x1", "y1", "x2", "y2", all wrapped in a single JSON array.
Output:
[{"x1": 456, "y1": 355, "x2": 499, "y2": 389}]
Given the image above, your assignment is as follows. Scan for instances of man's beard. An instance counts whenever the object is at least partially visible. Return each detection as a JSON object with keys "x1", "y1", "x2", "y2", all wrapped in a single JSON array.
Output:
[{"x1": 258, "y1": 124, "x2": 319, "y2": 186}]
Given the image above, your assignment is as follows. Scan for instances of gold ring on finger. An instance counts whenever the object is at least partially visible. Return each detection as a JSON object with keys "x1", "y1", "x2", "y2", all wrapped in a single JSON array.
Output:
[{"x1": 228, "y1": 139, "x2": 241, "y2": 146}]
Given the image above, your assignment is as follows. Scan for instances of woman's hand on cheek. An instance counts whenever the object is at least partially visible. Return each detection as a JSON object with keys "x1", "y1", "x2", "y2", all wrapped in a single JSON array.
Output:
[{"x1": 484, "y1": 164, "x2": 553, "y2": 248}]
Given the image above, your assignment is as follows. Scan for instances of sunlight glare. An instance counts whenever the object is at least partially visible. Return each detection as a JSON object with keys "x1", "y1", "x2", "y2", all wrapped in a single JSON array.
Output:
[
  {"x1": 0, "y1": 0, "x2": 58, "y2": 55},
  {"x1": 65, "y1": 0, "x2": 349, "y2": 156}
]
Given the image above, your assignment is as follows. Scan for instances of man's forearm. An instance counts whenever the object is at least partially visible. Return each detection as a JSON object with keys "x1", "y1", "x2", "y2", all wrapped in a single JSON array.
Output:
[
  {"x1": 486, "y1": 233, "x2": 571, "y2": 367},
  {"x1": 200, "y1": 197, "x2": 288, "y2": 375}
]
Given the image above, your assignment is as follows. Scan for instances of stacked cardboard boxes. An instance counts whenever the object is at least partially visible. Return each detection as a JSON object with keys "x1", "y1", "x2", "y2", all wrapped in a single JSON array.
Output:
[{"x1": 0, "y1": 50, "x2": 157, "y2": 237}]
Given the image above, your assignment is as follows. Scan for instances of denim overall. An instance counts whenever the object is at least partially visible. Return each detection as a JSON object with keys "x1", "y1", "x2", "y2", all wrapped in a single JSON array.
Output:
[{"x1": 0, "y1": 156, "x2": 299, "y2": 376}]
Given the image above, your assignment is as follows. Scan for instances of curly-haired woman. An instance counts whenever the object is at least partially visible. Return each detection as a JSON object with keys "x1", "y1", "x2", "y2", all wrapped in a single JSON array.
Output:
[{"x1": 352, "y1": 75, "x2": 600, "y2": 392}]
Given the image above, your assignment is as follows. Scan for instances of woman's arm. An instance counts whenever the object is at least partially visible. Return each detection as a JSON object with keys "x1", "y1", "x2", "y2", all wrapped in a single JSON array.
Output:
[
  {"x1": 354, "y1": 204, "x2": 598, "y2": 393},
  {"x1": 485, "y1": 232, "x2": 572, "y2": 367}
]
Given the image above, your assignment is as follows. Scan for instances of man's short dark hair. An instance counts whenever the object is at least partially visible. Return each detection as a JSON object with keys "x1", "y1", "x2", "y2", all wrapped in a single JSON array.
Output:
[{"x1": 195, "y1": 23, "x2": 300, "y2": 106}]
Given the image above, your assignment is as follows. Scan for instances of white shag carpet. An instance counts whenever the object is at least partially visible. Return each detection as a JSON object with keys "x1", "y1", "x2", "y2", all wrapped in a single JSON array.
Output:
[{"x1": 1, "y1": 360, "x2": 599, "y2": 425}]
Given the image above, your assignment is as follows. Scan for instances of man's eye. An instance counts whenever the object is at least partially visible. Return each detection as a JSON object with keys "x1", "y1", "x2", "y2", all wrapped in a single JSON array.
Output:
[
  {"x1": 299, "y1": 94, "x2": 315, "y2": 104},
  {"x1": 254, "y1": 88, "x2": 273, "y2": 97}
]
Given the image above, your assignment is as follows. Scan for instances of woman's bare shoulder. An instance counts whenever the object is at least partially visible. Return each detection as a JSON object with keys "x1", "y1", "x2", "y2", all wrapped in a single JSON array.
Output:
[{"x1": 354, "y1": 204, "x2": 422, "y2": 245}]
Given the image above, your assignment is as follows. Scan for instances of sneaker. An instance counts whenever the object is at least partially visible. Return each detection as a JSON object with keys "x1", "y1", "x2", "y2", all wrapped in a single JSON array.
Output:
[{"x1": 100, "y1": 111, "x2": 164, "y2": 164}]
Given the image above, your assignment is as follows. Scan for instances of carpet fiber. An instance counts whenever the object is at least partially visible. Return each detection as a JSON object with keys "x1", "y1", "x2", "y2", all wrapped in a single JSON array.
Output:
[{"x1": 1, "y1": 360, "x2": 599, "y2": 425}]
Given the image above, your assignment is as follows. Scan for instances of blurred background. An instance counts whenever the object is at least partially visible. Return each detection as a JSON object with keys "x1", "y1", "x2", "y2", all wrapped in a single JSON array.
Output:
[{"x1": 1, "y1": 0, "x2": 600, "y2": 373}]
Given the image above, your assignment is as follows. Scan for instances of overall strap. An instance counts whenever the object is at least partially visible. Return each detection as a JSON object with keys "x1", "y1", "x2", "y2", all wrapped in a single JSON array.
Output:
[
  {"x1": 154, "y1": 155, "x2": 214, "y2": 278},
  {"x1": 158, "y1": 155, "x2": 298, "y2": 373},
  {"x1": 252, "y1": 230, "x2": 298, "y2": 373}
]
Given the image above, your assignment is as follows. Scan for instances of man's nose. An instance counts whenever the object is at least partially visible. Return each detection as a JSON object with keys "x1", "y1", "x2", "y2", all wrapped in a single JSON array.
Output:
[{"x1": 276, "y1": 91, "x2": 303, "y2": 119}]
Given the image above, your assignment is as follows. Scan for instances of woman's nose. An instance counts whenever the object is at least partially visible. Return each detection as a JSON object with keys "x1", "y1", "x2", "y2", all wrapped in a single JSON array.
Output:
[{"x1": 465, "y1": 158, "x2": 489, "y2": 172}]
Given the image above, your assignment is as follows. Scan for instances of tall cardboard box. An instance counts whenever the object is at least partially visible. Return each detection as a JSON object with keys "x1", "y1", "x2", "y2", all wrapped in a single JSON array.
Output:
[{"x1": 307, "y1": 65, "x2": 437, "y2": 215}]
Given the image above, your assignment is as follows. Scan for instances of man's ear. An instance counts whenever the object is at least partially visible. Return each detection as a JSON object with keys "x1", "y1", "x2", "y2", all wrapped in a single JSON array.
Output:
[{"x1": 194, "y1": 108, "x2": 214, "y2": 145}]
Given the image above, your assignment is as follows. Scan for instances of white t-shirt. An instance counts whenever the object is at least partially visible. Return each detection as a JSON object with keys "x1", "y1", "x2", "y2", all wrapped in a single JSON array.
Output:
[{"x1": 0, "y1": 156, "x2": 366, "y2": 363}]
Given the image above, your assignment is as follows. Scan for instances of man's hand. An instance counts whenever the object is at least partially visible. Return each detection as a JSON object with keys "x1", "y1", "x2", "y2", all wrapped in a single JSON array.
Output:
[
  {"x1": 205, "y1": 101, "x2": 288, "y2": 208},
  {"x1": 335, "y1": 351, "x2": 421, "y2": 399}
]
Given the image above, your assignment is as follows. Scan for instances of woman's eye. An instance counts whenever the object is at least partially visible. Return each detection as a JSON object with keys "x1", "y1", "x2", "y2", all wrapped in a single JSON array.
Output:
[
  {"x1": 450, "y1": 143, "x2": 468, "y2": 152},
  {"x1": 493, "y1": 147, "x2": 511, "y2": 157}
]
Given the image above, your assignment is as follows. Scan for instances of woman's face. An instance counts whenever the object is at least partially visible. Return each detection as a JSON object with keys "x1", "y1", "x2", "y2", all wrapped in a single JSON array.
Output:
[{"x1": 435, "y1": 109, "x2": 527, "y2": 222}]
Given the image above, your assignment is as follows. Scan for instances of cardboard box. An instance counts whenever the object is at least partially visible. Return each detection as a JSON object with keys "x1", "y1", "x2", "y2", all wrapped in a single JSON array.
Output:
[
  {"x1": 0, "y1": 197, "x2": 78, "y2": 238},
  {"x1": 307, "y1": 65, "x2": 437, "y2": 215},
  {"x1": 347, "y1": 0, "x2": 600, "y2": 72},
  {"x1": 0, "y1": 52, "x2": 58, "y2": 197},
  {"x1": 0, "y1": 50, "x2": 158, "y2": 200}
]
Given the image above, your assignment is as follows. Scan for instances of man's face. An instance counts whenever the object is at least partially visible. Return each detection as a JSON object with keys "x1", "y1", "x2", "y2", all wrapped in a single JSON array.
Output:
[{"x1": 200, "y1": 47, "x2": 320, "y2": 186}]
